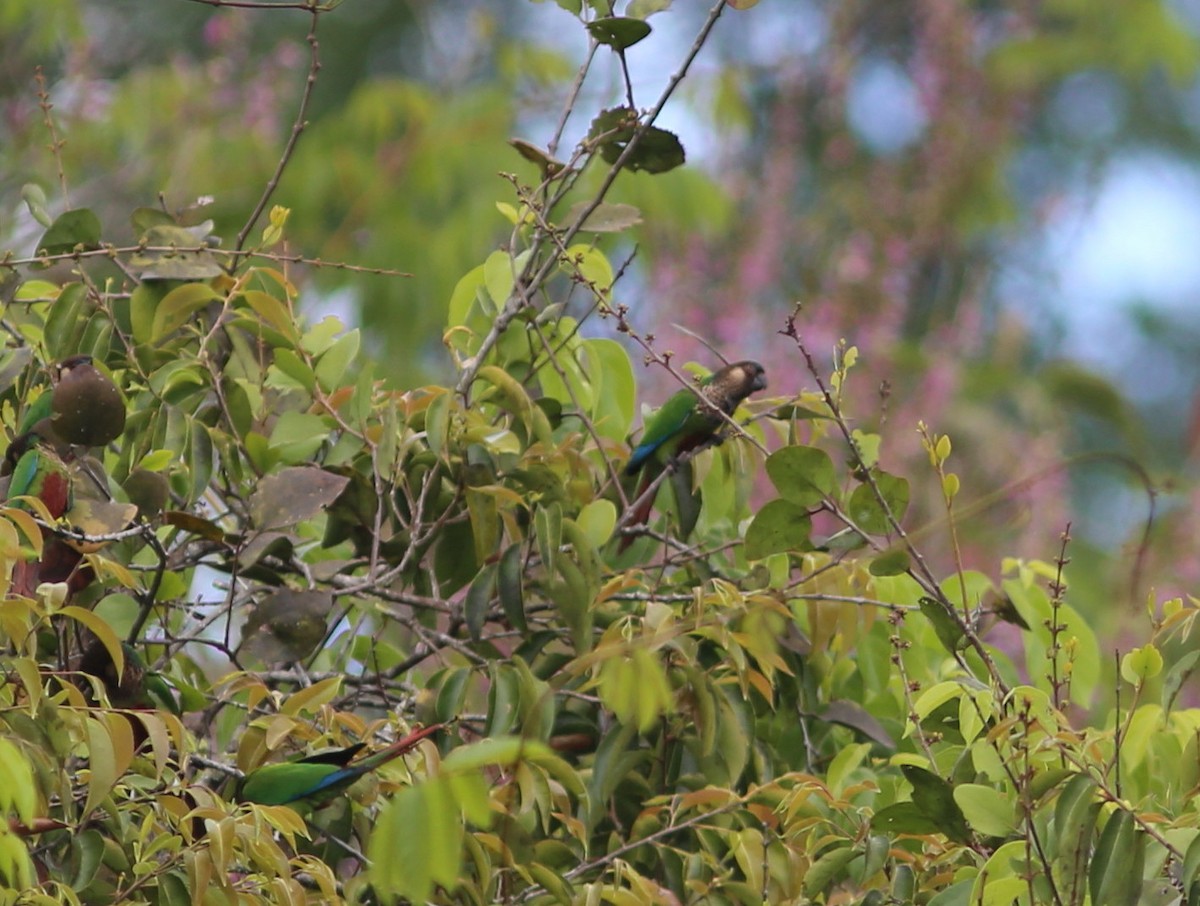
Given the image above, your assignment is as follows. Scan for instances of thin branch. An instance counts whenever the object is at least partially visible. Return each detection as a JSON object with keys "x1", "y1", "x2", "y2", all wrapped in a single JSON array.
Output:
[
  {"x1": 233, "y1": 7, "x2": 322, "y2": 260},
  {"x1": 454, "y1": 0, "x2": 730, "y2": 399}
]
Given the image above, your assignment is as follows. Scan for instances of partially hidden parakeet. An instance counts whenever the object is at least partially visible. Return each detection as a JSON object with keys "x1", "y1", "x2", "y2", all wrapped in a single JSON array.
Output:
[
  {"x1": 235, "y1": 723, "x2": 444, "y2": 810},
  {"x1": 4, "y1": 431, "x2": 90, "y2": 597},
  {"x1": 78, "y1": 639, "x2": 180, "y2": 714},
  {"x1": 6, "y1": 434, "x2": 72, "y2": 518}
]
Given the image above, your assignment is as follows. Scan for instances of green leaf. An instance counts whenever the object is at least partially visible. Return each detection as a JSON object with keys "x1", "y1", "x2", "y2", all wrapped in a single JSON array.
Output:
[
  {"x1": 900, "y1": 764, "x2": 972, "y2": 844},
  {"x1": 0, "y1": 739, "x2": 36, "y2": 824},
  {"x1": 482, "y1": 251, "x2": 516, "y2": 312},
  {"x1": 927, "y1": 879, "x2": 976, "y2": 906},
  {"x1": 240, "y1": 290, "x2": 299, "y2": 342},
  {"x1": 372, "y1": 779, "x2": 465, "y2": 902},
  {"x1": 564, "y1": 245, "x2": 614, "y2": 293},
  {"x1": 1181, "y1": 831, "x2": 1200, "y2": 892},
  {"x1": 535, "y1": 502, "x2": 562, "y2": 576},
  {"x1": 151, "y1": 282, "x2": 220, "y2": 343},
  {"x1": 130, "y1": 207, "x2": 175, "y2": 233},
  {"x1": 1090, "y1": 810, "x2": 1144, "y2": 906},
  {"x1": 498, "y1": 543, "x2": 527, "y2": 633},
  {"x1": 847, "y1": 471, "x2": 910, "y2": 534},
  {"x1": 586, "y1": 17, "x2": 652, "y2": 50},
  {"x1": 869, "y1": 547, "x2": 910, "y2": 576},
  {"x1": 37, "y1": 208, "x2": 102, "y2": 257},
  {"x1": 598, "y1": 649, "x2": 672, "y2": 732},
  {"x1": 465, "y1": 487, "x2": 500, "y2": 565},
  {"x1": 434, "y1": 668, "x2": 472, "y2": 723},
  {"x1": 601, "y1": 124, "x2": 686, "y2": 174},
  {"x1": 765, "y1": 445, "x2": 835, "y2": 505},
  {"x1": 953, "y1": 784, "x2": 1016, "y2": 837},
  {"x1": 871, "y1": 801, "x2": 941, "y2": 836},
  {"x1": 43, "y1": 282, "x2": 90, "y2": 357},
  {"x1": 446, "y1": 262, "x2": 487, "y2": 332},
  {"x1": 588, "y1": 106, "x2": 687, "y2": 174},
  {"x1": 588, "y1": 106, "x2": 639, "y2": 143},
  {"x1": 70, "y1": 829, "x2": 106, "y2": 892},
  {"x1": 744, "y1": 498, "x2": 811, "y2": 560},
  {"x1": 576, "y1": 499, "x2": 616, "y2": 549},
  {"x1": 464, "y1": 563, "x2": 496, "y2": 643},
  {"x1": 267, "y1": 412, "x2": 329, "y2": 464},
  {"x1": 441, "y1": 736, "x2": 555, "y2": 773},
  {"x1": 82, "y1": 717, "x2": 119, "y2": 818},
  {"x1": 1055, "y1": 773, "x2": 1099, "y2": 903},
  {"x1": 314, "y1": 329, "x2": 360, "y2": 392},
  {"x1": 21, "y1": 183, "x2": 51, "y2": 227},
  {"x1": 130, "y1": 280, "x2": 170, "y2": 346},
  {"x1": 1121, "y1": 644, "x2": 1163, "y2": 684},
  {"x1": 582, "y1": 338, "x2": 635, "y2": 440},
  {"x1": 803, "y1": 844, "x2": 856, "y2": 898},
  {"x1": 918, "y1": 597, "x2": 969, "y2": 654}
]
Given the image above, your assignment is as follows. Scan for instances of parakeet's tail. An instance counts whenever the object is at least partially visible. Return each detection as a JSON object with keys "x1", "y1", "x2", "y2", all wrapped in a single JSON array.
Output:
[
  {"x1": 618, "y1": 470, "x2": 656, "y2": 552},
  {"x1": 624, "y1": 443, "x2": 656, "y2": 476},
  {"x1": 348, "y1": 722, "x2": 445, "y2": 773}
]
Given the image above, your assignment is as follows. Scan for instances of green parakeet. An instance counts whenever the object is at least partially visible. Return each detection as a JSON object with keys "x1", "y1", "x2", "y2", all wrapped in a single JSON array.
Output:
[
  {"x1": 78, "y1": 640, "x2": 179, "y2": 714},
  {"x1": 621, "y1": 361, "x2": 767, "y2": 545},
  {"x1": 4, "y1": 431, "x2": 92, "y2": 597},
  {"x1": 49, "y1": 354, "x2": 126, "y2": 447},
  {"x1": 6, "y1": 435, "x2": 72, "y2": 518},
  {"x1": 236, "y1": 723, "x2": 443, "y2": 810}
]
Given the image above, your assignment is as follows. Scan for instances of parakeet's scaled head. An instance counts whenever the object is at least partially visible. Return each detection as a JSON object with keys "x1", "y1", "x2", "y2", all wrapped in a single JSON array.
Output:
[
  {"x1": 729, "y1": 361, "x2": 767, "y2": 393},
  {"x1": 54, "y1": 355, "x2": 95, "y2": 380}
]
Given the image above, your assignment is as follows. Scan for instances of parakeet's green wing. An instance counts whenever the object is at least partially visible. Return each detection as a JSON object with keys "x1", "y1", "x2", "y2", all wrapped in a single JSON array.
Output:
[
  {"x1": 625, "y1": 389, "x2": 700, "y2": 474},
  {"x1": 7, "y1": 445, "x2": 71, "y2": 517},
  {"x1": 237, "y1": 762, "x2": 339, "y2": 806}
]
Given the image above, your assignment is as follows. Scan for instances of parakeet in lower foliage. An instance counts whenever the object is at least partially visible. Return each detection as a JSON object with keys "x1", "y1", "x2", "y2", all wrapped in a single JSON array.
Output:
[
  {"x1": 621, "y1": 361, "x2": 768, "y2": 547},
  {"x1": 77, "y1": 640, "x2": 179, "y2": 747},
  {"x1": 4, "y1": 432, "x2": 91, "y2": 597},
  {"x1": 235, "y1": 723, "x2": 444, "y2": 811},
  {"x1": 6, "y1": 434, "x2": 72, "y2": 517},
  {"x1": 78, "y1": 640, "x2": 179, "y2": 714}
]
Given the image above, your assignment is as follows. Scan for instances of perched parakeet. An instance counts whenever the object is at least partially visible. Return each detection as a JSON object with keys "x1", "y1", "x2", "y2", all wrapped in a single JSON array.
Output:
[
  {"x1": 5, "y1": 435, "x2": 72, "y2": 518},
  {"x1": 621, "y1": 361, "x2": 767, "y2": 545},
  {"x1": 235, "y1": 723, "x2": 444, "y2": 811},
  {"x1": 5, "y1": 356, "x2": 98, "y2": 475},
  {"x1": 49, "y1": 354, "x2": 126, "y2": 447},
  {"x1": 4, "y1": 431, "x2": 93, "y2": 597},
  {"x1": 78, "y1": 640, "x2": 179, "y2": 714}
]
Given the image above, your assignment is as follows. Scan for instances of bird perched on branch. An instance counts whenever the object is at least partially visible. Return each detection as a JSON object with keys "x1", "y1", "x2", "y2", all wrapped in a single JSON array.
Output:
[
  {"x1": 621, "y1": 361, "x2": 767, "y2": 547},
  {"x1": 78, "y1": 640, "x2": 179, "y2": 714},
  {"x1": 5, "y1": 355, "x2": 126, "y2": 476},
  {"x1": 235, "y1": 723, "x2": 444, "y2": 811},
  {"x1": 5, "y1": 430, "x2": 72, "y2": 518},
  {"x1": 4, "y1": 428, "x2": 85, "y2": 597}
]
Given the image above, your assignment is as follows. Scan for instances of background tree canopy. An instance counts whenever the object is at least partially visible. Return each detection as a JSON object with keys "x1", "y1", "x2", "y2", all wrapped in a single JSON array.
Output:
[{"x1": 3, "y1": 1, "x2": 1200, "y2": 904}]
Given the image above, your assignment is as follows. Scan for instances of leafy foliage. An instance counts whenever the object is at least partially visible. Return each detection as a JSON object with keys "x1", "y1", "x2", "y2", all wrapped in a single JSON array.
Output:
[{"x1": 1, "y1": 1, "x2": 1199, "y2": 905}]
